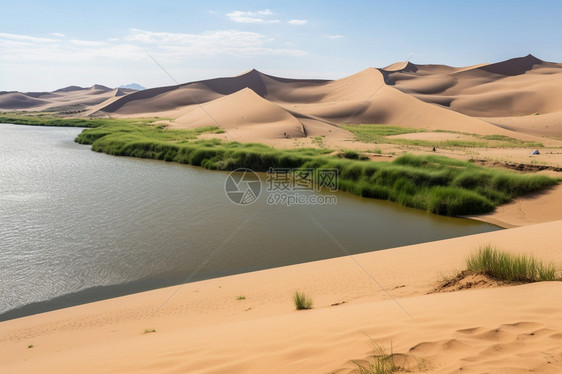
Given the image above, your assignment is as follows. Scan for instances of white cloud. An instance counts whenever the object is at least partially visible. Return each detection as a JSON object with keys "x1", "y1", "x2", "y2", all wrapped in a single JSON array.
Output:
[
  {"x1": 51, "y1": 32, "x2": 66, "y2": 38},
  {"x1": 0, "y1": 29, "x2": 308, "y2": 65},
  {"x1": 126, "y1": 29, "x2": 305, "y2": 57},
  {"x1": 0, "y1": 29, "x2": 309, "y2": 91},
  {"x1": 328, "y1": 35, "x2": 344, "y2": 39},
  {"x1": 0, "y1": 32, "x2": 56, "y2": 43},
  {"x1": 226, "y1": 9, "x2": 281, "y2": 24},
  {"x1": 288, "y1": 19, "x2": 307, "y2": 26},
  {"x1": 0, "y1": 32, "x2": 144, "y2": 63},
  {"x1": 69, "y1": 39, "x2": 107, "y2": 47}
]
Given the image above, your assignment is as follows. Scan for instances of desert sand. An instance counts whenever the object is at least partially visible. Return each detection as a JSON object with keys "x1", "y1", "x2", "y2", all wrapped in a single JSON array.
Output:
[{"x1": 2, "y1": 55, "x2": 562, "y2": 373}]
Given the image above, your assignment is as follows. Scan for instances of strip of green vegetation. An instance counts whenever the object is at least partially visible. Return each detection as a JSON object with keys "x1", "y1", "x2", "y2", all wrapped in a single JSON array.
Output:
[
  {"x1": 0, "y1": 113, "x2": 158, "y2": 128},
  {"x1": 392, "y1": 138, "x2": 489, "y2": 148},
  {"x1": 467, "y1": 245, "x2": 558, "y2": 282},
  {"x1": 344, "y1": 124, "x2": 544, "y2": 148},
  {"x1": 317, "y1": 154, "x2": 556, "y2": 215},
  {"x1": 342, "y1": 125, "x2": 425, "y2": 143},
  {"x1": 75, "y1": 122, "x2": 223, "y2": 144},
  {"x1": 76, "y1": 122, "x2": 557, "y2": 216}
]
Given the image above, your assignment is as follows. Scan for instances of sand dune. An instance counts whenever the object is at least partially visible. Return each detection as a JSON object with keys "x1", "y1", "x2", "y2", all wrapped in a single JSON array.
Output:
[
  {"x1": 2, "y1": 57, "x2": 561, "y2": 156},
  {"x1": 389, "y1": 55, "x2": 562, "y2": 120},
  {"x1": 82, "y1": 56, "x2": 562, "y2": 145},
  {"x1": 4, "y1": 55, "x2": 559, "y2": 147},
  {"x1": 2, "y1": 218, "x2": 562, "y2": 374},
  {"x1": 475, "y1": 54, "x2": 546, "y2": 76},
  {"x1": 171, "y1": 87, "x2": 307, "y2": 141},
  {"x1": 0, "y1": 85, "x2": 137, "y2": 111},
  {"x1": 484, "y1": 111, "x2": 562, "y2": 138},
  {"x1": 98, "y1": 69, "x2": 330, "y2": 115},
  {"x1": 382, "y1": 60, "x2": 419, "y2": 73},
  {"x1": 0, "y1": 92, "x2": 50, "y2": 109}
]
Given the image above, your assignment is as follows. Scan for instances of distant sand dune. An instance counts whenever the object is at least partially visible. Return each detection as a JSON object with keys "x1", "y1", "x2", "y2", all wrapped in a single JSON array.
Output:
[
  {"x1": 0, "y1": 85, "x2": 137, "y2": 111},
  {"x1": 0, "y1": 92, "x2": 49, "y2": 109},
  {"x1": 2, "y1": 54, "x2": 562, "y2": 144},
  {"x1": 388, "y1": 54, "x2": 562, "y2": 123}
]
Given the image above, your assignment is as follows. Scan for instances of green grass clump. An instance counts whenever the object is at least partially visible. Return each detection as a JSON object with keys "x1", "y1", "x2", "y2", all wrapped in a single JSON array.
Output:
[
  {"x1": 327, "y1": 154, "x2": 556, "y2": 216},
  {"x1": 354, "y1": 343, "x2": 401, "y2": 374},
  {"x1": 344, "y1": 124, "x2": 544, "y2": 148},
  {"x1": 467, "y1": 245, "x2": 558, "y2": 282},
  {"x1": 293, "y1": 291, "x2": 313, "y2": 310},
  {"x1": 343, "y1": 150, "x2": 360, "y2": 159},
  {"x1": 236, "y1": 295, "x2": 246, "y2": 300}
]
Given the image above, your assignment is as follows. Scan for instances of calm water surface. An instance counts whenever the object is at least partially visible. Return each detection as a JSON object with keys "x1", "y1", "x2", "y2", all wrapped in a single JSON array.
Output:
[{"x1": 0, "y1": 124, "x2": 500, "y2": 320}]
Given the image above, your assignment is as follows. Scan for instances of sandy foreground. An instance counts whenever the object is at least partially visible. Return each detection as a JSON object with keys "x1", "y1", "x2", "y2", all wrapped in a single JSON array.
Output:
[{"x1": 2, "y1": 210, "x2": 562, "y2": 373}]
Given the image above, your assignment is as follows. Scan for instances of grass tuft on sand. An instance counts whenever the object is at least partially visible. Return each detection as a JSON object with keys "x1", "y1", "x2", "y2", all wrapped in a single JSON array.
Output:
[
  {"x1": 293, "y1": 291, "x2": 313, "y2": 310},
  {"x1": 353, "y1": 342, "x2": 404, "y2": 374},
  {"x1": 466, "y1": 245, "x2": 558, "y2": 282}
]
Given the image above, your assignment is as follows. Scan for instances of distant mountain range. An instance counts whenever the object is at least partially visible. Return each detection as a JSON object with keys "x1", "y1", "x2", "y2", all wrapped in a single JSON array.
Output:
[{"x1": 119, "y1": 83, "x2": 146, "y2": 91}]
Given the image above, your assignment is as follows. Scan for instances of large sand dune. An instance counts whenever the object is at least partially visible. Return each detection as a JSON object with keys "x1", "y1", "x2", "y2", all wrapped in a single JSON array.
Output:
[{"x1": 172, "y1": 87, "x2": 307, "y2": 141}]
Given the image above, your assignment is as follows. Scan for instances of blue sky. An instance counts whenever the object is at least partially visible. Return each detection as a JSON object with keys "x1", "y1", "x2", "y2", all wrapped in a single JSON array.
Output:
[{"x1": 1, "y1": 0, "x2": 561, "y2": 91}]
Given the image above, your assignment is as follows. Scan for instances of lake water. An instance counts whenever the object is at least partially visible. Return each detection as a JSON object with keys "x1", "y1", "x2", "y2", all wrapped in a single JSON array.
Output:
[{"x1": 0, "y1": 124, "x2": 499, "y2": 320}]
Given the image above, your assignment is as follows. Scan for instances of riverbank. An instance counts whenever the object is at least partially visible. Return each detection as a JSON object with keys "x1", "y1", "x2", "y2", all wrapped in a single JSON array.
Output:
[
  {"x1": 2, "y1": 218, "x2": 561, "y2": 374},
  {"x1": 2, "y1": 115, "x2": 559, "y2": 217},
  {"x1": 72, "y1": 121, "x2": 560, "y2": 216}
]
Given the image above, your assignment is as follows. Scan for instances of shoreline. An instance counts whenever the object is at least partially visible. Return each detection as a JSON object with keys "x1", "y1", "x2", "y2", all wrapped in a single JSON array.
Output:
[
  {"x1": 0, "y1": 215, "x2": 500, "y2": 322},
  {"x1": 5, "y1": 179, "x2": 561, "y2": 321},
  {"x1": 466, "y1": 183, "x2": 562, "y2": 228},
  {"x1": 2, "y1": 219, "x2": 561, "y2": 373},
  {"x1": 2, "y1": 118, "x2": 559, "y2": 218}
]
